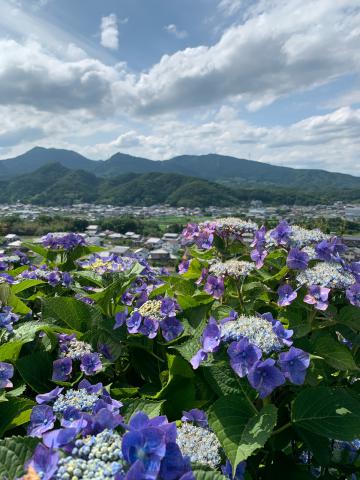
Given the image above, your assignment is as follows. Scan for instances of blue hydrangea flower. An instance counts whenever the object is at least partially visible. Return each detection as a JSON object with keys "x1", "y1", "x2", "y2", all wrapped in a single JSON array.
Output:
[
  {"x1": 247, "y1": 359, "x2": 285, "y2": 398},
  {"x1": 346, "y1": 283, "x2": 360, "y2": 308},
  {"x1": 278, "y1": 347, "x2": 310, "y2": 385},
  {"x1": 181, "y1": 409, "x2": 208, "y2": 428},
  {"x1": 28, "y1": 405, "x2": 56, "y2": 437},
  {"x1": 52, "y1": 357, "x2": 72, "y2": 382},
  {"x1": 26, "y1": 444, "x2": 59, "y2": 480},
  {"x1": 277, "y1": 284, "x2": 297, "y2": 307},
  {"x1": 0, "y1": 362, "x2": 14, "y2": 389},
  {"x1": 204, "y1": 275, "x2": 224, "y2": 299},
  {"x1": 190, "y1": 318, "x2": 221, "y2": 369},
  {"x1": 227, "y1": 338, "x2": 262, "y2": 378},
  {"x1": 286, "y1": 248, "x2": 309, "y2": 270},
  {"x1": 0, "y1": 307, "x2": 19, "y2": 334},
  {"x1": 304, "y1": 285, "x2": 330, "y2": 310},
  {"x1": 270, "y1": 220, "x2": 291, "y2": 245},
  {"x1": 80, "y1": 353, "x2": 102, "y2": 376},
  {"x1": 36, "y1": 386, "x2": 63, "y2": 404}
]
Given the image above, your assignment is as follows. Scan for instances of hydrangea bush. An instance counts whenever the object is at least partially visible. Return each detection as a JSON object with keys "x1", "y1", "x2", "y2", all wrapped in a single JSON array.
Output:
[{"x1": 0, "y1": 225, "x2": 359, "y2": 479}]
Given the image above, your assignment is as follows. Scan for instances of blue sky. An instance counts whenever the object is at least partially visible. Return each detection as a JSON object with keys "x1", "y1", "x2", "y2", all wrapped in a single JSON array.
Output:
[{"x1": 0, "y1": 0, "x2": 359, "y2": 174}]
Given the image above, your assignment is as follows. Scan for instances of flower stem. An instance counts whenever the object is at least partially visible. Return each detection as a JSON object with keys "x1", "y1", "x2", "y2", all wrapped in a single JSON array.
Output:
[{"x1": 272, "y1": 421, "x2": 292, "y2": 436}]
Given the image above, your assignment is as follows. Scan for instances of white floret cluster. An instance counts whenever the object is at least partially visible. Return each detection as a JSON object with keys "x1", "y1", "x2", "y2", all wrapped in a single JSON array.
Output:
[
  {"x1": 209, "y1": 259, "x2": 255, "y2": 278},
  {"x1": 176, "y1": 423, "x2": 222, "y2": 469},
  {"x1": 296, "y1": 262, "x2": 355, "y2": 289},
  {"x1": 288, "y1": 226, "x2": 330, "y2": 247},
  {"x1": 211, "y1": 217, "x2": 258, "y2": 236},
  {"x1": 221, "y1": 315, "x2": 283, "y2": 353},
  {"x1": 137, "y1": 300, "x2": 163, "y2": 320},
  {"x1": 61, "y1": 339, "x2": 93, "y2": 360},
  {"x1": 53, "y1": 388, "x2": 100, "y2": 414}
]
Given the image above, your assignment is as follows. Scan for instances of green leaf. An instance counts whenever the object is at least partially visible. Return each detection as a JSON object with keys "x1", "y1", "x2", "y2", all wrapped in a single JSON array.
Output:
[
  {"x1": 338, "y1": 305, "x2": 360, "y2": 331},
  {"x1": 292, "y1": 387, "x2": 360, "y2": 440},
  {"x1": 0, "y1": 397, "x2": 35, "y2": 436},
  {"x1": 208, "y1": 394, "x2": 277, "y2": 474},
  {"x1": 203, "y1": 358, "x2": 256, "y2": 401},
  {"x1": 7, "y1": 293, "x2": 31, "y2": 315},
  {"x1": 0, "y1": 283, "x2": 11, "y2": 305},
  {"x1": 16, "y1": 351, "x2": 53, "y2": 393},
  {"x1": 11, "y1": 279, "x2": 45, "y2": 294},
  {"x1": 193, "y1": 470, "x2": 227, "y2": 480},
  {"x1": 121, "y1": 399, "x2": 165, "y2": 422},
  {"x1": 42, "y1": 296, "x2": 103, "y2": 332},
  {"x1": 313, "y1": 335, "x2": 358, "y2": 371},
  {"x1": 0, "y1": 436, "x2": 38, "y2": 479},
  {"x1": 0, "y1": 341, "x2": 23, "y2": 362}
]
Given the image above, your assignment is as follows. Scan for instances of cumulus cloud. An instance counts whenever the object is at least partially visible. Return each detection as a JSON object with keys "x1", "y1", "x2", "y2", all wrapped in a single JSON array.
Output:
[
  {"x1": 164, "y1": 24, "x2": 188, "y2": 39},
  {"x1": 100, "y1": 13, "x2": 119, "y2": 50},
  {"x1": 0, "y1": 38, "x2": 120, "y2": 112},
  {"x1": 130, "y1": 0, "x2": 360, "y2": 115}
]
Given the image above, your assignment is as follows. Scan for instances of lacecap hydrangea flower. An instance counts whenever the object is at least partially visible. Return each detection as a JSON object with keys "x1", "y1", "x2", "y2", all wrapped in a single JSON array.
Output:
[
  {"x1": 41, "y1": 232, "x2": 86, "y2": 250},
  {"x1": 114, "y1": 298, "x2": 184, "y2": 342}
]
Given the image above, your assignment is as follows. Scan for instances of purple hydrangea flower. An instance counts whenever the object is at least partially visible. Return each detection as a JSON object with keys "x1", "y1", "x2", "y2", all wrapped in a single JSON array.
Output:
[
  {"x1": 161, "y1": 298, "x2": 177, "y2": 317},
  {"x1": 250, "y1": 248, "x2": 268, "y2": 269},
  {"x1": 41, "y1": 232, "x2": 86, "y2": 250},
  {"x1": 228, "y1": 338, "x2": 262, "y2": 378},
  {"x1": 247, "y1": 358, "x2": 285, "y2": 398},
  {"x1": 36, "y1": 386, "x2": 63, "y2": 404},
  {"x1": 349, "y1": 262, "x2": 360, "y2": 282},
  {"x1": 272, "y1": 320, "x2": 293, "y2": 347},
  {"x1": 0, "y1": 362, "x2": 14, "y2": 389},
  {"x1": 286, "y1": 248, "x2": 309, "y2": 270},
  {"x1": 178, "y1": 259, "x2": 190, "y2": 274},
  {"x1": 270, "y1": 220, "x2": 291, "y2": 245},
  {"x1": 277, "y1": 284, "x2": 297, "y2": 307},
  {"x1": 122, "y1": 427, "x2": 166, "y2": 479},
  {"x1": 304, "y1": 285, "x2": 330, "y2": 311},
  {"x1": 346, "y1": 283, "x2": 360, "y2": 308},
  {"x1": 80, "y1": 353, "x2": 102, "y2": 376},
  {"x1": 161, "y1": 317, "x2": 184, "y2": 342},
  {"x1": 42, "y1": 427, "x2": 77, "y2": 448},
  {"x1": 0, "y1": 307, "x2": 19, "y2": 334},
  {"x1": 127, "y1": 311, "x2": 142, "y2": 334},
  {"x1": 204, "y1": 275, "x2": 224, "y2": 299},
  {"x1": 114, "y1": 309, "x2": 128, "y2": 329},
  {"x1": 190, "y1": 317, "x2": 221, "y2": 369},
  {"x1": 195, "y1": 268, "x2": 208, "y2": 286},
  {"x1": 278, "y1": 347, "x2": 310, "y2": 385},
  {"x1": 28, "y1": 405, "x2": 56, "y2": 437},
  {"x1": 62, "y1": 272, "x2": 72, "y2": 288},
  {"x1": 52, "y1": 357, "x2": 72, "y2": 382},
  {"x1": 26, "y1": 444, "x2": 59, "y2": 480},
  {"x1": 181, "y1": 409, "x2": 208, "y2": 428},
  {"x1": 139, "y1": 317, "x2": 159, "y2": 339}
]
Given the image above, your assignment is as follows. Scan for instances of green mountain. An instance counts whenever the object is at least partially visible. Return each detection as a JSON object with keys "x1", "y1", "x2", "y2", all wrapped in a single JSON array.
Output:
[
  {"x1": 0, "y1": 163, "x2": 241, "y2": 207},
  {"x1": 0, "y1": 148, "x2": 359, "y2": 195}
]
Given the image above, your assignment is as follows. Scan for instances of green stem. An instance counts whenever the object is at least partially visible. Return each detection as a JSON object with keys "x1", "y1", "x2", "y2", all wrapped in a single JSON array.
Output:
[{"x1": 272, "y1": 421, "x2": 292, "y2": 436}]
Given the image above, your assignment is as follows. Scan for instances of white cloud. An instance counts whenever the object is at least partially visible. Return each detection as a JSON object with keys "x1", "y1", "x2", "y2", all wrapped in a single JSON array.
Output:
[
  {"x1": 129, "y1": 0, "x2": 360, "y2": 115},
  {"x1": 164, "y1": 24, "x2": 188, "y2": 39},
  {"x1": 100, "y1": 13, "x2": 119, "y2": 50}
]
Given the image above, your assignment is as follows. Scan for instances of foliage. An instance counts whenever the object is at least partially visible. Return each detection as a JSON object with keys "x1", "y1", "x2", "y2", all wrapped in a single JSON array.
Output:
[{"x1": 0, "y1": 219, "x2": 359, "y2": 479}]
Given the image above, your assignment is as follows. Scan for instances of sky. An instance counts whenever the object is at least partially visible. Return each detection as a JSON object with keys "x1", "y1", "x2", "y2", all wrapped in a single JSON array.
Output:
[{"x1": 0, "y1": 0, "x2": 360, "y2": 175}]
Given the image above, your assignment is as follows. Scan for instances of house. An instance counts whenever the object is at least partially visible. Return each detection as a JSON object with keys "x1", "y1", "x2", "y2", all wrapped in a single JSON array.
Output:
[
  {"x1": 4, "y1": 234, "x2": 19, "y2": 244},
  {"x1": 110, "y1": 245, "x2": 130, "y2": 256},
  {"x1": 162, "y1": 233, "x2": 180, "y2": 244},
  {"x1": 145, "y1": 237, "x2": 163, "y2": 249},
  {"x1": 148, "y1": 248, "x2": 171, "y2": 261},
  {"x1": 86, "y1": 225, "x2": 99, "y2": 234}
]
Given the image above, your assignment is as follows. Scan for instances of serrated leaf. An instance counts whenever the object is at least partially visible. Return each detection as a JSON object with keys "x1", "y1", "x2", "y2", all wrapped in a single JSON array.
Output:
[
  {"x1": 121, "y1": 398, "x2": 165, "y2": 422},
  {"x1": 292, "y1": 387, "x2": 360, "y2": 440},
  {"x1": 0, "y1": 436, "x2": 38, "y2": 479},
  {"x1": 203, "y1": 359, "x2": 256, "y2": 401},
  {"x1": 42, "y1": 296, "x2": 102, "y2": 332},
  {"x1": 208, "y1": 394, "x2": 277, "y2": 474}
]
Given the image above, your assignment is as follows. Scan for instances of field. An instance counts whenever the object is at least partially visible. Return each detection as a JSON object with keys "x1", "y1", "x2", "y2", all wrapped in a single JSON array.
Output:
[{"x1": 0, "y1": 219, "x2": 359, "y2": 480}]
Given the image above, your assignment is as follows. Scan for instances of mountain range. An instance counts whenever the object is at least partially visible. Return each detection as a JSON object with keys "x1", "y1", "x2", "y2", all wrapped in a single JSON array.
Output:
[{"x1": 0, "y1": 147, "x2": 359, "y2": 206}]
